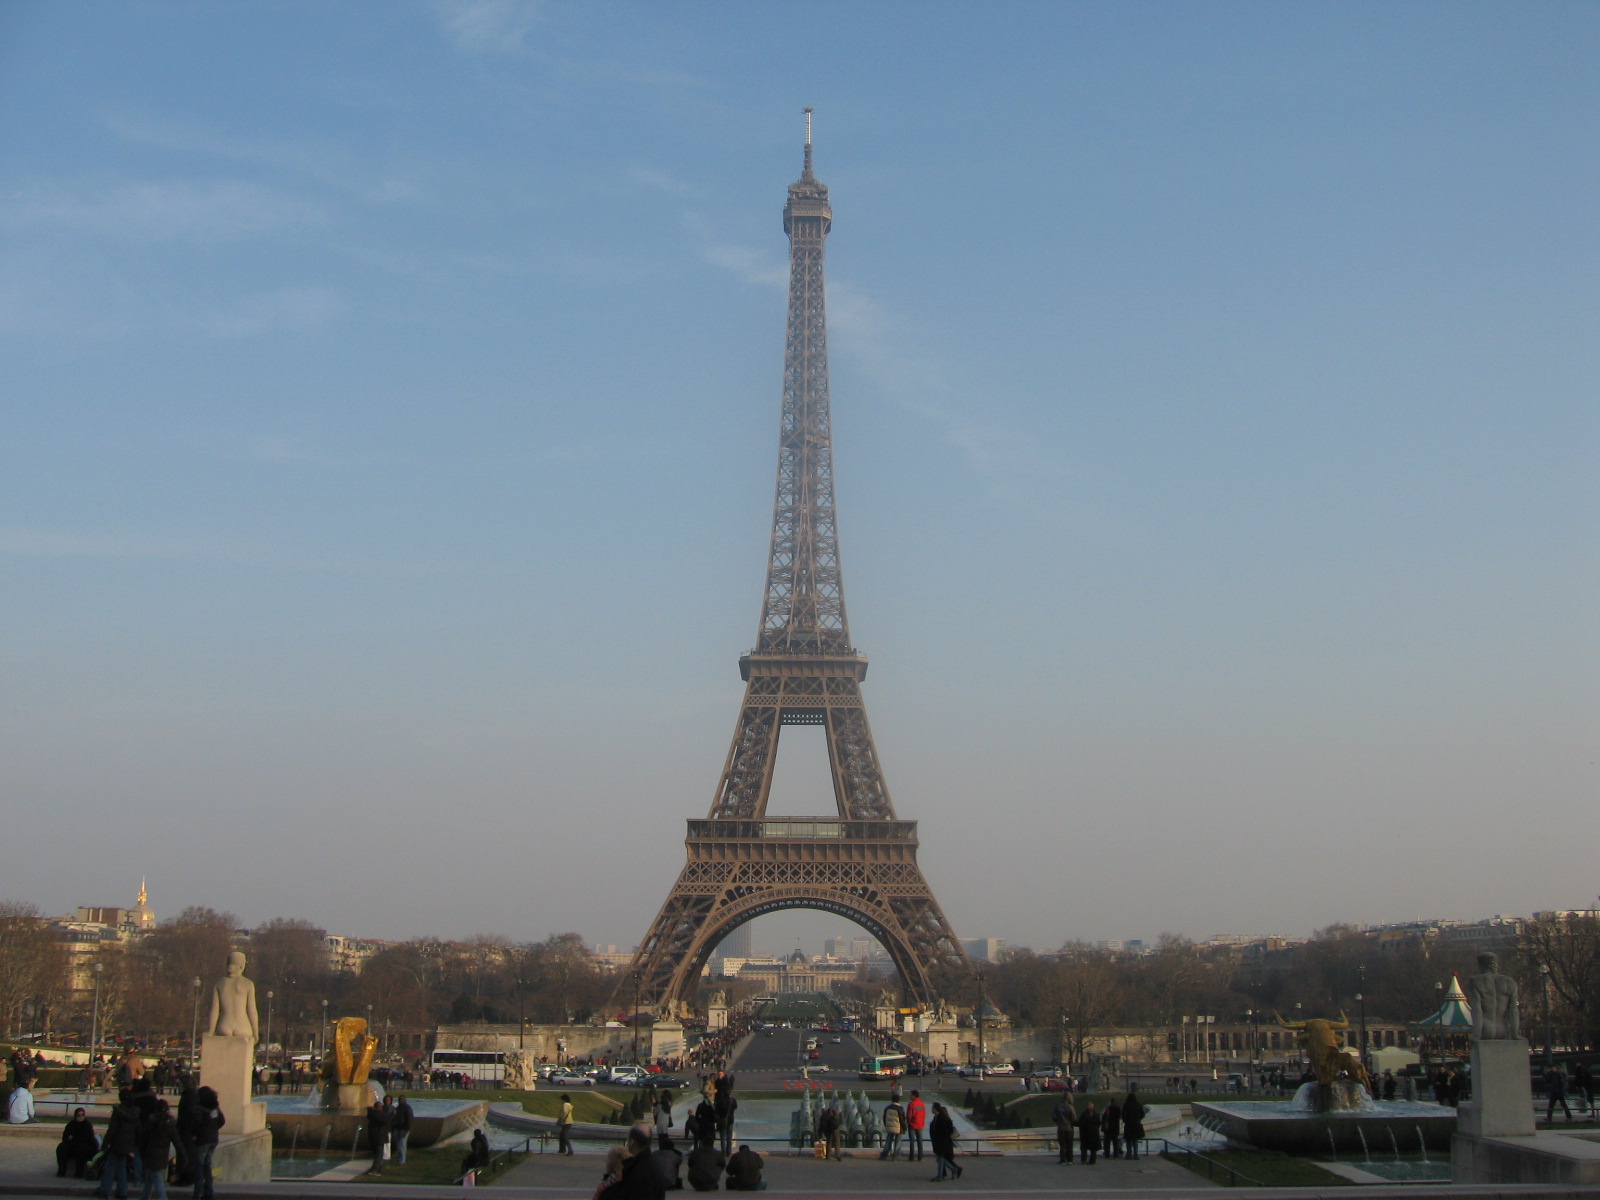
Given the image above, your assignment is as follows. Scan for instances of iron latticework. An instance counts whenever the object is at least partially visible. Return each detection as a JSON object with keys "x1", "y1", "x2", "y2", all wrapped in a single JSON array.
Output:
[{"x1": 623, "y1": 115, "x2": 969, "y2": 1013}]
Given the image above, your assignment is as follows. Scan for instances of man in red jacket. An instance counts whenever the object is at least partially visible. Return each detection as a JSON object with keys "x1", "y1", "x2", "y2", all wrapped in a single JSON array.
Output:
[{"x1": 905, "y1": 1091, "x2": 927, "y2": 1161}]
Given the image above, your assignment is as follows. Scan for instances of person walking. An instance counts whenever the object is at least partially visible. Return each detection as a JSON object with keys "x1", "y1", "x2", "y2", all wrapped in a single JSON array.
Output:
[
  {"x1": 879, "y1": 1095, "x2": 904, "y2": 1160},
  {"x1": 558, "y1": 1093, "x2": 576, "y2": 1155},
  {"x1": 96, "y1": 1089, "x2": 143, "y2": 1200},
  {"x1": 713, "y1": 1083, "x2": 737, "y2": 1156},
  {"x1": 1077, "y1": 1101, "x2": 1101, "y2": 1164},
  {"x1": 905, "y1": 1091, "x2": 928, "y2": 1161},
  {"x1": 1546, "y1": 1066, "x2": 1572, "y2": 1122},
  {"x1": 654, "y1": 1090, "x2": 675, "y2": 1142},
  {"x1": 928, "y1": 1103, "x2": 961, "y2": 1181},
  {"x1": 1052, "y1": 1093, "x2": 1076, "y2": 1163}
]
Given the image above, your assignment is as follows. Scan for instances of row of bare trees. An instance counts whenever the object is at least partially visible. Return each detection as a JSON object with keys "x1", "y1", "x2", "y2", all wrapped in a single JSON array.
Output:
[
  {"x1": 0, "y1": 903, "x2": 616, "y2": 1052},
  {"x1": 901, "y1": 917, "x2": 1600, "y2": 1057}
]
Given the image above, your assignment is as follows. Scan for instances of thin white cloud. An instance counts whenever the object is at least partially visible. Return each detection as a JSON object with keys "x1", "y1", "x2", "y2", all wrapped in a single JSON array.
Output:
[
  {"x1": 431, "y1": 0, "x2": 545, "y2": 54},
  {"x1": 193, "y1": 286, "x2": 342, "y2": 339},
  {"x1": 2, "y1": 178, "x2": 327, "y2": 244},
  {"x1": 702, "y1": 244, "x2": 788, "y2": 289}
]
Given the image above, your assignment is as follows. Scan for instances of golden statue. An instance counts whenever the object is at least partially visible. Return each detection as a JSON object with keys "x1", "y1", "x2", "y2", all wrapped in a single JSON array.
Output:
[
  {"x1": 331, "y1": 1017, "x2": 379, "y2": 1085},
  {"x1": 1275, "y1": 1011, "x2": 1371, "y2": 1093}
]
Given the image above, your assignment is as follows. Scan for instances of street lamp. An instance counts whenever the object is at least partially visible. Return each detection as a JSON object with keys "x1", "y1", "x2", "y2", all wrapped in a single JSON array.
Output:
[
  {"x1": 1356, "y1": 964, "x2": 1368, "y2": 1073},
  {"x1": 265, "y1": 990, "x2": 274, "y2": 1058},
  {"x1": 320, "y1": 999, "x2": 328, "y2": 1067},
  {"x1": 90, "y1": 963, "x2": 103, "y2": 1064},
  {"x1": 190, "y1": 977, "x2": 202, "y2": 1068},
  {"x1": 631, "y1": 971, "x2": 641, "y2": 1065},
  {"x1": 1539, "y1": 964, "x2": 1553, "y2": 1070},
  {"x1": 1434, "y1": 981, "x2": 1443, "y2": 1068},
  {"x1": 975, "y1": 969, "x2": 987, "y2": 1078}
]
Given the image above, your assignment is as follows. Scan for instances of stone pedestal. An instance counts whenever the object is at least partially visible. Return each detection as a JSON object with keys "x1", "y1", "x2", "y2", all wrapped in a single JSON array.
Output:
[
  {"x1": 200, "y1": 1034, "x2": 266, "y2": 1135},
  {"x1": 212, "y1": 1127, "x2": 271, "y2": 1184},
  {"x1": 1459, "y1": 1038, "x2": 1535, "y2": 1138},
  {"x1": 651, "y1": 1020, "x2": 685, "y2": 1063}
]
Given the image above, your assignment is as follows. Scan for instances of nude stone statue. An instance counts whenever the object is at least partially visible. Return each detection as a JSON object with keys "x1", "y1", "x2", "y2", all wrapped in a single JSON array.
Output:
[
  {"x1": 1465, "y1": 952, "x2": 1520, "y2": 1040},
  {"x1": 207, "y1": 950, "x2": 260, "y2": 1041}
]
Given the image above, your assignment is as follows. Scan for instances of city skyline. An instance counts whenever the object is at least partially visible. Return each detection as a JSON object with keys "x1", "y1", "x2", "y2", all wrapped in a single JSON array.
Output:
[{"x1": 4, "y1": 2, "x2": 1596, "y2": 954}]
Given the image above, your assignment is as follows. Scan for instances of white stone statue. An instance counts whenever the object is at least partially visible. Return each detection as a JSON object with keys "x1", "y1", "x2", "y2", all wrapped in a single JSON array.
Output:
[
  {"x1": 207, "y1": 950, "x2": 260, "y2": 1041},
  {"x1": 1464, "y1": 953, "x2": 1520, "y2": 1040}
]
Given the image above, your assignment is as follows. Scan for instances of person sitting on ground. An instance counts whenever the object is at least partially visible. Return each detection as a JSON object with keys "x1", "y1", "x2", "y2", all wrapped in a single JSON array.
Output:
[
  {"x1": 724, "y1": 1143, "x2": 765, "y2": 1191},
  {"x1": 57, "y1": 1108, "x2": 99, "y2": 1177},
  {"x1": 460, "y1": 1128, "x2": 491, "y2": 1180},
  {"x1": 650, "y1": 1134, "x2": 684, "y2": 1191},
  {"x1": 685, "y1": 1139, "x2": 725, "y2": 1192},
  {"x1": 7, "y1": 1077, "x2": 36, "y2": 1124},
  {"x1": 599, "y1": 1125, "x2": 664, "y2": 1200}
]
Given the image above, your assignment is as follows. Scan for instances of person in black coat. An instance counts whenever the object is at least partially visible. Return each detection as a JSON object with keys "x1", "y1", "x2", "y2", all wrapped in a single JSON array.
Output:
[
  {"x1": 365, "y1": 1100, "x2": 393, "y2": 1175},
  {"x1": 1121, "y1": 1090, "x2": 1145, "y2": 1159},
  {"x1": 1077, "y1": 1101, "x2": 1101, "y2": 1164},
  {"x1": 57, "y1": 1108, "x2": 99, "y2": 1177},
  {"x1": 928, "y1": 1103, "x2": 962, "y2": 1182}
]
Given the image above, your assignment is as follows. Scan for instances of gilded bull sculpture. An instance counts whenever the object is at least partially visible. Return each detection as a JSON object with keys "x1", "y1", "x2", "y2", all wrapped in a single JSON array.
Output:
[{"x1": 1276, "y1": 1011, "x2": 1371, "y2": 1095}]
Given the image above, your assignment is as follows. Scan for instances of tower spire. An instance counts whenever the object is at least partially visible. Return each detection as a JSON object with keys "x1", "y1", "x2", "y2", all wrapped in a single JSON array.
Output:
[{"x1": 803, "y1": 106, "x2": 814, "y2": 177}]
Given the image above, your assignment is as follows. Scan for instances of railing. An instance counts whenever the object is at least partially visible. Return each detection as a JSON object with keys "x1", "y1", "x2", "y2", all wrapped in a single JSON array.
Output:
[
  {"x1": 457, "y1": 1135, "x2": 534, "y2": 1184},
  {"x1": 687, "y1": 819, "x2": 918, "y2": 842}
]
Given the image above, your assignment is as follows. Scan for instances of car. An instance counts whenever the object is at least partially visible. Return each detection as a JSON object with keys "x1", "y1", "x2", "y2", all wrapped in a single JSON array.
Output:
[
  {"x1": 808, "y1": 1050, "x2": 821, "y2": 1059},
  {"x1": 1027, "y1": 1067, "x2": 1062, "y2": 1080},
  {"x1": 604, "y1": 1066, "x2": 649, "y2": 1084},
  {"x1": 1040, "y1": 1076, "x2": 1073, "y2": 1092},
  {"x1": 829, "y1": 1036, "x2": 842, "y2": 1044},
  {"x1": 548, "y1": 1070, "x2": 593, "y2": 1086},
  {"x1": 804, "y1": 1063, "x2": 830, "y2": 1073}
]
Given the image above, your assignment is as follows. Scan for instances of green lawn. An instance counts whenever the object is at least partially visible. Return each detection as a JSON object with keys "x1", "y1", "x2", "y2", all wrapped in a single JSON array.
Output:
[
  {"x1": 416, "y1": 1087, "x2": 627, "y2": 1123},
  {"x1": 348, "y1": 1146, "x2": 526, "y2": 1186},
  {"x1": 1164, "y1": 1149, "x2": 1354, "y2": 1187}
]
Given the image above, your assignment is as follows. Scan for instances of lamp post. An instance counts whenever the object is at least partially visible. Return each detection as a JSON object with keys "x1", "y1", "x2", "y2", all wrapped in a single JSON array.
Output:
[
  {"x1": 1539, "y1": 963, "x2": 1553, "y2": 1070},
  {"x1": 320, "y1": 999, "x2": 328, "y2": 1067},
  {"x1": 1356, "y1": 964, "x2": 1368, "y2": 1072},
  {"x1": 631, "y1": 971, "x2": 641, "y2": 1065},
  {"x1": 90, "y1": 963, "x2": 103, "y2": 1063},
  {"x1": 265, "y1": 990, "x2": 274, "y2": 1059},
  {"x1": 190, "y1": 977, "x2": 202, "y2": 1068},
  {"x1": 1434, "y1": 981, "x2": 1444, "y2": 1068},
  {"x1": 975, "y1": 968, "x2": 987, "y2": 1079}
]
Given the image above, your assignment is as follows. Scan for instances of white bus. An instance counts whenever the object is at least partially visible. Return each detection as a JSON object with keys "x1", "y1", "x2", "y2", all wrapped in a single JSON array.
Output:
[{"x1": 430, "y1": 1049, "x2": 505, "y2": 1082}]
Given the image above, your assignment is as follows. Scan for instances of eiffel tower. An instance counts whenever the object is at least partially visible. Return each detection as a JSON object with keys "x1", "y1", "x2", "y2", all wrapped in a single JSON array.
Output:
[{"x1": 623, "y1": 113, "x2": 970, "y2": 1013}]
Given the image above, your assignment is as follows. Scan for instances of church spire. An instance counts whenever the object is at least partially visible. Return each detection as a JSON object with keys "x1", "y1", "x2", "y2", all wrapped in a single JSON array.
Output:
[{"x1": 136, "y1": 877, "x2": 148, "y2": 907}]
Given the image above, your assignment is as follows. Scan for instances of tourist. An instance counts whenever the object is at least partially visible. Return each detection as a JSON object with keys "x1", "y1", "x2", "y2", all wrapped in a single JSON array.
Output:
[
  {"x1": 7, "y1": 1077, "x2": 35, "y2": 1123},
  {"x1": 650, "y1": 1134, "x2": 684, "y2": 1190},
  {"x1": 96, "y1": 1089, "x2": 143, "y2": 1200},
  {"x1": 928, "y1": 1102, "x2": 961, "y2": 1181},
  {"x1": 689, "y1": 1092, "x2": 716, "y2": 1148},
  {"x1": 558, "y1": 1093, "x2": 576, "y2": 1155},
  {"x1": 713, "y1": 1077, "x2": 737, "y2": 1155},
  {"x1": 1575, "y1": 1062, "x2": 1595, "y2": 1113},
  {"x1": 724, "y1": 1143, "x2": 765, "y2": 1191},
  {"x1": 1077, "y1": 1100, "x2": 1101, "y2": 1164},
  {"x1": 136, "y1": 1099, "x2": 178, "y2": 1200},
  {"x1": 365, "y1": 1097, "x2": 392, "y2": 1174},
  {"x1": 1052, "y1": 1092, "x2": 1076, "y2": 1163},
  {"x1": 817, "y1": 1100, "x2": 842, "y2": 1160},
  {"x1": 1102, "y1": 1096, "x2": 1122, "y2": 1159},
  {"x1": 185, "y1": 1086, "x2": 224, "y2": 1200},
  {"x1": 654, "y1": 1089, "x2": 675, "y2": 1141},
  {"x1": 57, "y1": 1108, "x2": 99, "y2": 1177},
  {"x1": 685, "y1": 1139, "x2": 725, "y2": 1191},
  {"x1": 1546, "y1": 1066, "x2": 1572, "y2": 1122},
  {"x1": 1122, "y1": 1089, "x2": 1145, "y2": 1159},
  {"x1": 391, "y1": 1094, "x2": 413, "y2": 1164},
  {"x1": 879, "y1": 1094, "x2": 904, "y2": 1160},
  {"x1": 460, "y1": 1128, "x2": 492, "y2": 1182},
  {"x1": 599, "y1": 1125, "x2": 662, "y2": 1198},
  {"x1": 905, "y1": 1090, "x2": 927, "y2": 1160}
]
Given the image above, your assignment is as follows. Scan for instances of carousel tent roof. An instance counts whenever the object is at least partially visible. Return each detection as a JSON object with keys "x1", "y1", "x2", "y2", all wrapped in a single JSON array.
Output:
[{"x1": 1414, "y1": 974, "x2": 1474, "y2": 1029}]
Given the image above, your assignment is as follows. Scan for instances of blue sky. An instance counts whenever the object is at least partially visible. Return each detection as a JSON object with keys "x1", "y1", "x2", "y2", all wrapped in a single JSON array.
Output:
[{"x1": 3, "y1": 1, "x2": 1596, "y2": 955}]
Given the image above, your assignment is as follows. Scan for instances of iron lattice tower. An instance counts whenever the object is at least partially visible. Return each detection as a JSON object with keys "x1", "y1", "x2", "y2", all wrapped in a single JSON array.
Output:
[{"x1": 623, "y1": 115, "x2": 970, "y2": 1013}]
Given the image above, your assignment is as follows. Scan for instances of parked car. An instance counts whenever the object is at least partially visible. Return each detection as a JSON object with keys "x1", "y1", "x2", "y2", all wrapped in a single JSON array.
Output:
[
  {"x1": 548, "y1": 1070, "x2": 593, "y2": 1086},
  {"x1": 829, "y1": 1036, "x2": 842, "y2": 1044}
]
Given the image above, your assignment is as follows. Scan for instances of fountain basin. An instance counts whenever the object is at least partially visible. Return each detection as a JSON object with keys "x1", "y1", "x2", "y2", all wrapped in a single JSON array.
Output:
[
  {"x1": 265, "y1": 1096, "x2": 487, "y2": 1150},
  {"x1": 1193, "y1": 1098, "x2": 1456, "y2": 1155}
]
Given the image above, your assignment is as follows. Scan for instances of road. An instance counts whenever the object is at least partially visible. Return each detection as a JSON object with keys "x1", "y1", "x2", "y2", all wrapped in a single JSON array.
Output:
[{"x1": 732, "y1": 1024, "x2": 867, "y2": 1082}]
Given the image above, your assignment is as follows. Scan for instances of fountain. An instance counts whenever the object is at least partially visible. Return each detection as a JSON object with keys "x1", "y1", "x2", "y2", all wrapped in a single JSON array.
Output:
[
  {"x1": 1193, "y1": 1012, "x2": 1456, "y2": 1154},
  {"x1": 266, "y1": 1016, "x2": 484, "y2": 1154}
]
